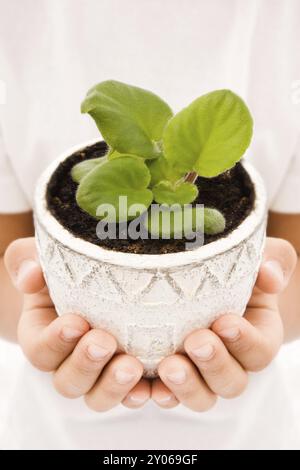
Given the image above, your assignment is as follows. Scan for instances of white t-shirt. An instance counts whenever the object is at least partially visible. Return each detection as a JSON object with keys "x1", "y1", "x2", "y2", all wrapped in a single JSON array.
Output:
[{"x1": 0, "y1": 0, "x2": 300, "y2": 450}]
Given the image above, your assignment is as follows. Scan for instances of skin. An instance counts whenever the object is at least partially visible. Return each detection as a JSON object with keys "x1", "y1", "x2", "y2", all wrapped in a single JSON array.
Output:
[{"x1": 0, "y1": 211, "x2": 299, "y2": 411}]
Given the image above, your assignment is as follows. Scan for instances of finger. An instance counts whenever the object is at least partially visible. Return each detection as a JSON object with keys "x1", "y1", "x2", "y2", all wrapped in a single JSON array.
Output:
[
  {"x1": 85, "y1": 354, "x2": 143, "y2": 412},
  {"x1": 151, "y1": 378, "x2": 179, "y2": 409},
  {"x1": 212, "y1": 310, "x2": 283, "y2": 372},
  {"x1": 4, "y1": 237, "x2": 45, "y2": 293},
  {"x1": 53, "y1": 329, "x2": 117, "y2": 398},
  {"x1": 18, "y1": 311, "x2": 90, "y2": 371},
  {"x1": 184, "y1": 329, "x2": 248, "y2": 398},
  {"x1": 256, "y1": 237, "x2": 297, "y2": 294},
  {"x1": 158, "y1": 354, "x2": 217, "y2": 412},
  {"x1": 122, "y1": 379, "x2": 151, "y2": 409}
]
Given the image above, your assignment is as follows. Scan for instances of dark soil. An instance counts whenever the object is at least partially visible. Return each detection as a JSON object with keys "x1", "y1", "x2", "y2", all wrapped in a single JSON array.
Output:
[{"x1": 46, "y1": 141, "x2": 255, "y2": 254}]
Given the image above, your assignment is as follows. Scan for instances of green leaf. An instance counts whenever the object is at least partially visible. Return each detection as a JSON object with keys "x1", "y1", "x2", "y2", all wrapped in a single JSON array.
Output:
[
  {"x1": 107, "y1": 149, "x2": 122, "y2": 160},
  {"x1": 81, "y1": 80, "x2": 173, "y2": 159},
  {"x1": 71, "y1": 157, "x2": 106, "y2": 183},
  {"x1": 76, "y1": 156, "x2": 153, "y2": 221},
  {"x1": 202, "y1": 208, "x2": 226, "y2": 235},
  {"x1": 163, "y1": 89, "x2": 253, "y2": 177},
  {"x1": 147, "y1": 156, "x2": 185, "y2": 187},
  {"x1": 145, "y1": 206, "x2": 225, "y2": 238},
  {"x1": 108, "y1": 149, "x2": 140, "y2": 161},
  {"x1": 152, "y1": 181, "x2": 198, "y2": 205}
]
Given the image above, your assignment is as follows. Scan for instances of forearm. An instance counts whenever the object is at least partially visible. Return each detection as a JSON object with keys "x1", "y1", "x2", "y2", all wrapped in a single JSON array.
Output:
[
  {"x1": 267, "y1": 212, "x2": 300, "y2": 342},
  {"x1": 0, "y1": 212, "x2": 34, "y2": 341},
  {"x1": 0, "y1": 256, "x2": 23, "y2": 341},
  {"x1": 279, "y1": 255, "x2": 300, "y2": 342}
]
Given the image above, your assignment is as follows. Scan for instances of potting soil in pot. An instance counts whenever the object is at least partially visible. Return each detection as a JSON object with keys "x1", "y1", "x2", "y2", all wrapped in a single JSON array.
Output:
[{"x1": 47, "y1": 141, "x2": 255, "y2": 255}]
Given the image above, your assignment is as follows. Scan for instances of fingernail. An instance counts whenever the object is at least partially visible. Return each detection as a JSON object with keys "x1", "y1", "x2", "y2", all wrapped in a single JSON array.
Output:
[
  {"x1": 115, "y1": 369, "x2": 136, "y2": 385},
  {"x1": 156, "y1": 395, "x2": 173, "y2": 404},
  {"x1": 263, "y1": 260, "x2": 284, "y2": 285},
  {"x1": 192, "y1": 344, "x2": 215, "y2": 361},
  {"x1": 17, "y1": 260, "x2": 39, "y2": 287},
  {"x1": 129, "y1": 394, "x2": 148, "y2": 405},
  {"x1": 61, "y1": 327, "x2": 84, "y2": 341},
  {"x1": 87, "y1": 344, "x2": 110, "y2": 360},
  {"x1": 218, "y1": 327, "x2": 240, "y2": 341},
  {"x1": 166, "y1": 369, "x2": 187, "y2": 385}
]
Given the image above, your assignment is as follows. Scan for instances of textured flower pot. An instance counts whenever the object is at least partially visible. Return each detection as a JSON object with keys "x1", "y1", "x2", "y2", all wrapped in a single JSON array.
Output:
[{"x1": 34, "y1": 140, "x2": 267, "y2": 377}]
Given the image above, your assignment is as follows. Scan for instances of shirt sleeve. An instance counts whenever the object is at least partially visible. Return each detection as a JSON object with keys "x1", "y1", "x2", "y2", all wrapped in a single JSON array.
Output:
[
  {"x1": 0, "y1": 133, "x2": 31, "y2": 213},
  {"x1": 271, "y1": 137, "x2": 300, "y2": 214}
]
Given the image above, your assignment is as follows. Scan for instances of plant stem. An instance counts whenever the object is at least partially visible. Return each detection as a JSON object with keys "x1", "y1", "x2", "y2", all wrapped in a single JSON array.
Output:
[{"x1": 185, "y1": 171, "x2": 198, "y2": 184}]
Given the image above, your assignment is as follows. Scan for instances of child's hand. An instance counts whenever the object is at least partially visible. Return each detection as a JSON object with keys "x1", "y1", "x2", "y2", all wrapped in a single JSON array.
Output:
[
  {"x1": 151, "y1": 238, "x2": 297, "y2": 411},
  {"x1": 5, "y1": 237, "x2": 297, "y2": 414},
  {"x1": 4, "y1": 238, "x2": 150, "y2": 411}
]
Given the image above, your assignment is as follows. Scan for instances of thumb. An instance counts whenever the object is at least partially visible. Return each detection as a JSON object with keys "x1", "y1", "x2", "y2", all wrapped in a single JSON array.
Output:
[
  {"x1": 256, "y1": 237, "x2": 297, "y2": 294},
  {"x1": 4, "y1": 237, "x2": 45, "y2": 294}
]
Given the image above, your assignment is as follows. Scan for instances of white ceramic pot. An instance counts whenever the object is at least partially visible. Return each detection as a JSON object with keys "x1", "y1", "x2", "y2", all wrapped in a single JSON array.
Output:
[{"x1": 34, "y1": 141, "x2": 267, "y2": 377}]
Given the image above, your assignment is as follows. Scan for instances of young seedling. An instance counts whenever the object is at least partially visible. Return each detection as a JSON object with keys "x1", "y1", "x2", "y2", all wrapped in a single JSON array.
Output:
[{"x1": 71, "y1": 80, "x2": 253, "y2": 238}]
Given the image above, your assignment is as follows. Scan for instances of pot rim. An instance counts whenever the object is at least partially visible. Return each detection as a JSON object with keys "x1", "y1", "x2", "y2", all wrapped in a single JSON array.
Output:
[{"x1": 34, "y1": 139, "x2": 267, "y2": 269}]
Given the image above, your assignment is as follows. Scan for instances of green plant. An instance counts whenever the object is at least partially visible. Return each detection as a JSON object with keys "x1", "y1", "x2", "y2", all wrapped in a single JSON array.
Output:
[{"x1": 72, "y1": 80, "x2": 253, "y2": 237}]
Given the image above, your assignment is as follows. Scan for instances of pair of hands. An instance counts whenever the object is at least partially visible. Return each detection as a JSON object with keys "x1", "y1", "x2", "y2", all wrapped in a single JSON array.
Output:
[{"x1": 4, "y1": 237, "x2": 296, "y2": 412}]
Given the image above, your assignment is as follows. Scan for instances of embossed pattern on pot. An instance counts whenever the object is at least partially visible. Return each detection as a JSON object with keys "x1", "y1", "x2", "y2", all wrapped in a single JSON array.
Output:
[{"x1": 35, "y1": 218, "x2": 266, "y2": 377}]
